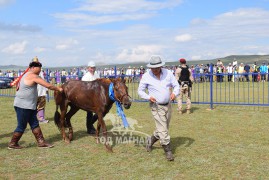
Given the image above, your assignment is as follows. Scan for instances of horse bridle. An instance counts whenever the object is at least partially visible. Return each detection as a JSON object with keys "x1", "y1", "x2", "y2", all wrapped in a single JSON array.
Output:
[{"x1": 113, "y1": 87, "x2": 132, "y2": 104}]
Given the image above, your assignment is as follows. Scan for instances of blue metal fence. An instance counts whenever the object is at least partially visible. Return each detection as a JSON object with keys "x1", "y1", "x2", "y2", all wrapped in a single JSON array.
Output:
[{"x1": 1, "y1": 64, "x2": 269, "y2": 107}]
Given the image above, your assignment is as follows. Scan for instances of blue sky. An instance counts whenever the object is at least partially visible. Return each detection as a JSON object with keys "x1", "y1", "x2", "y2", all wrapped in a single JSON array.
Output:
[{"x1": 1, "y1": 0, "x2": 269, "y2": 67}]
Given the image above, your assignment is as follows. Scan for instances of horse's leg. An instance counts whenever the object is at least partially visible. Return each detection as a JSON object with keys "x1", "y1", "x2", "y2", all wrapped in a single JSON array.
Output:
[
  {"x1": 65, "y1": 105, "x2": 79, "y2": 141},
  {"x1": 97, "y1": 113, "x2": 112, "y2": 152},
  {"x1": 96, "y1": 120, "x2": 102, "y2": 144},
  {"x1": 60, "y1": 100, "x2": 69, "y2": 143}
]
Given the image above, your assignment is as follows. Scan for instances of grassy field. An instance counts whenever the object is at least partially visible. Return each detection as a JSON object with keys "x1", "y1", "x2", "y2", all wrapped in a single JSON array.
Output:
[{"x1": 0, "y1": 97, "x2": 269, "y2": 179}]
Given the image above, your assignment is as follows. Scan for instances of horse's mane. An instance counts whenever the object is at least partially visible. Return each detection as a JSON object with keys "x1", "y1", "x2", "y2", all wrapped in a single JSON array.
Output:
[
  {"x1": 66, "y1": 78, "x2": 122, "y2": 87},
  {"x1": 96, "y1": 78, "x2": 112, "y2": 85},
  {"x1": 95, "y1": 78, "x2": 124, "y2": 86}
]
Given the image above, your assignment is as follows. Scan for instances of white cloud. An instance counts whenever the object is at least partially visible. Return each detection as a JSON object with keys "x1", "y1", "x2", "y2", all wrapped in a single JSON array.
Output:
[
  {"x1": 53, "y1": 0, "x2": 183, "y2": 27},
  {"x1": 34, "y1": 47, "x2": 46, "y2": 53},
  {"x1": 1, "y1": 41, "x2": 28, "y2": 54},
  {"x1": 191, "y1": 55, "x2": 202, "y2": 60},
  {"x1": 75, "y1": 0, "x2": 183, "y2": 14},
  {"x1": 53, "y1": 12, "x2": 156, "y2": 27},
  {"x1": 2, "y1": 5, "x2": 269, "y2": 66},
  {"x1": 55, "y1": 39, "x2": 79, "y2": 50},
  {"x1": 0, "y1": 0, "x2": 14, "y2": 6},
  {"x1": 175, "y1": 34, "x2": 193, "y2": 42},
  {"x1": 116, "y1": 45, "x2": 163, "y2": 63},
  {"x1": 171, "y1": 8, "x2": 269, "y2": 60},
  {"x1": 0, "y1": 22, "x2": 42, "y2": 32}
]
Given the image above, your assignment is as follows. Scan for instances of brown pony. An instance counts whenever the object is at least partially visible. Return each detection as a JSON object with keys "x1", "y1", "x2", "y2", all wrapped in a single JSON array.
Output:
[{"x1": 54, "y1": 78, "x2": 131, "y2": 152}]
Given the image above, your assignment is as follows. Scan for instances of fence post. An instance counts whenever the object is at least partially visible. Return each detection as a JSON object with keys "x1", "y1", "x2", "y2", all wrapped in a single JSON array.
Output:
[
  {"x1": 46, "y1": 68, "x2": 50, "y2": 102},
  {"x1": 77, "y1": 67, "x2": 80, "y2": 80},
  {"x1": 210, "y1": 63, "x2": 213, "y2": 109}
]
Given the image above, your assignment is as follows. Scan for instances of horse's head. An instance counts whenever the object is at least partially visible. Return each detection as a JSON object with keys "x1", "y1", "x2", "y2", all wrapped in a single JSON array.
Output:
[{"x1": 112, "y1": 78, "x2": 132, "y2": 109}]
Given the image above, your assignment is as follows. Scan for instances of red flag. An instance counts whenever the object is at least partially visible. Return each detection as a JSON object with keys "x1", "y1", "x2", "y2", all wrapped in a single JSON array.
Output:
[{"x1": 11, "y1": 68, "x2": 30, "y2": 91}]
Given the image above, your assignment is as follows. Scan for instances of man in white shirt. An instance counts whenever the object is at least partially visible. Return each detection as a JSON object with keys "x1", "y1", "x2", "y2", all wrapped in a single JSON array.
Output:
[
  {"x1": 125, "y1": 66, "x2": 133, "y2": 83},
  {"x1": 226, "y1": 63, "x2": 233, "y2": 82},
  {"x1": 138, "y1": 55, "x2": 179, "y2": 161},
  {"x1": 37, "y1": 70, "x2": 49, "y2": 123},
  {"x1": 82, "y1": 61, "x2": 100, "y2": 134}
]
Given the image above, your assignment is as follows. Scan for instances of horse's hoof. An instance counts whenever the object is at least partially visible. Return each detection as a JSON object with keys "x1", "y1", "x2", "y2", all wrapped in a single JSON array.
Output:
[
  {"x1": 106, "y1": 145, "x2": 113, "y2": 153},
  {"x1": 64, "y1": 138, "x2": 71, "y2": 144},
  {"x1": 96, "y1": 138, "x2": 100, "y2": 144},
  {"x1": 68, "y1": 134, "x2": 73, "y2": 141}
]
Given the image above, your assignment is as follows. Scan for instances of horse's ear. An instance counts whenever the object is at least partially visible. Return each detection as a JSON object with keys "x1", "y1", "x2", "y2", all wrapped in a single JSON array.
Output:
[
  {"x1": 116, "y1": 77, "x2": 121, "y2": 81},
  {"x1": 114, "y1": 78, "x2": 121, "y2": 83},
  {"x1": 110, "y1": 78, "x2": 116, "y2": 83},
  {"x1": 122, "y1": 78, "x2": 126, "y2": 84}
]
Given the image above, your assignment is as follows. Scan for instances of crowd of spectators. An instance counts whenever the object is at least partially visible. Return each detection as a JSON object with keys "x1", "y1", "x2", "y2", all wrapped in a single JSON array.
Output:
[{"x1": 1, "y1": 59, "x2": 269, "y2": 84}]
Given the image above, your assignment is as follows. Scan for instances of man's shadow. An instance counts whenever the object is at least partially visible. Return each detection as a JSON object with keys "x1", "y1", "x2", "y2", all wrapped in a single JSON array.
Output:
[
  {"x1": 170, "y1": 136, "x2": 195, "y2": 153},
  {"x1": 191, "y1": 106, "x2": 199, "y2": 113}
]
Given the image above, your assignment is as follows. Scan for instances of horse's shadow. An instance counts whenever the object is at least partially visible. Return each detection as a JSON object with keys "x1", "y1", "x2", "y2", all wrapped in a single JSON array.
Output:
[{"x1": 45, "y1": 124, "x2": 116, "y2": 144}]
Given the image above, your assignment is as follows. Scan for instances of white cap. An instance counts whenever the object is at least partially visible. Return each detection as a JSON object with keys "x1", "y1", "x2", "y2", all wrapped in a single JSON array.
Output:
[{"x1": 87, "y1": 61, "x2": 96, "y2": 67}]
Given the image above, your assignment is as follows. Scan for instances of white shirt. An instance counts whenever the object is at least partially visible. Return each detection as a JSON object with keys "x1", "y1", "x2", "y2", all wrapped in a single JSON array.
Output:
[
  {"x1": 138, "y1": 68, "x2": 179, "y2": 104},
  {"x1": 82, "y1": 71, "x2": 100, "y2": 81},
  {"x1": 126, "y1": 69, "x2": 133, "y2": 76},
  {"x1": 227, "y1": 66, "x2": 233, "y2": 74},
  {"x1": 37, "y1": 71, "x2": 48, "y2": 96}
]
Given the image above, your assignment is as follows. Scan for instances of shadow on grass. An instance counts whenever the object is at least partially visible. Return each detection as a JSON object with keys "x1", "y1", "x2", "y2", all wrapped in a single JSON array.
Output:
[
  {"x1": 0, "y1": 132, "x2": 12, "y2": 139},
  {"x1": 0, "y1": 129, "x2": 30, "y2": 139},
  {"x1": 0, "y1": 129, "x2": 32, "y2": 149},
  {"x1": 171, "y1": 136, "x2": 195, "y2": 153},
  {"x1": 180, "y1": 106, "x2": 200, "y2": 113},
  {"x1": 147, "y1": 136, "x2": 195, "y2": 152},
  {"x1": 191, "y1": 106, "x2": 199, "y2": 113},
  {"x1": 45, "y1": 124, "x2": 115, "y2": 144}
]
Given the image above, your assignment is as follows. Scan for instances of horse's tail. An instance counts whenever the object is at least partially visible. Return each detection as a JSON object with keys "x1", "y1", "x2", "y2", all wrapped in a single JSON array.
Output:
[
  {"x1": 54, "y1": 89, "x2": 64, "y2": 129},
  {"x1": 54, "y1": 105, "x2": 61, "y2": 129},
  {"x1": 54, "y1": 88, "x2": 63, "y2": 105}
]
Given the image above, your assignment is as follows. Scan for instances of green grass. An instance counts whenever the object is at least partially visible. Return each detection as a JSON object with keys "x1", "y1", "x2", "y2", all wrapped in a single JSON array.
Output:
[{"x1": 1, "y1": 97, "x2": 269, "y2": 179}]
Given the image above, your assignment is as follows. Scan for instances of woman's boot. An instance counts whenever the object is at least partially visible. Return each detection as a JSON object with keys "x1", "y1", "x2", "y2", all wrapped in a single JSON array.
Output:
[
  {"x1": 32, "y1": 127, "x2": 53, "y2": 148},
  {"x1": 8, "y1": 132, "x2": 23, "y2": 149}
]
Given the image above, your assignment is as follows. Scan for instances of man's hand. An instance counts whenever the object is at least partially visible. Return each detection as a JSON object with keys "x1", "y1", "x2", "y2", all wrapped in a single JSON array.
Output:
[
  {"x1": 58, "y1": 87, "x2": 63, "y2": 92},
  {"x1": 170, "y1": 93, "x2": 176, "y2": 101},
  {"x1": 149, "y1": 96, "x2": 156, "y2": 103}
]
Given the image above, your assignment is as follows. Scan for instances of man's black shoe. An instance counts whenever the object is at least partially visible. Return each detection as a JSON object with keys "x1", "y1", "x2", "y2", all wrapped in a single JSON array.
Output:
[{"x1": 87, "y1": 127, "x2": 96, "y2": 135}]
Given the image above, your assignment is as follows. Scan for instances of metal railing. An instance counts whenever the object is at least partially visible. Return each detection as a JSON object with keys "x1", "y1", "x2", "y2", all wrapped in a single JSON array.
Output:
[{"x1": 1, "y1": 65, "x2": 269, "y2": 108}]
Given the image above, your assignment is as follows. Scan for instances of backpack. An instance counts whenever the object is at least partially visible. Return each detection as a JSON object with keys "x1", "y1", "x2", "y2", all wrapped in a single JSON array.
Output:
[{"x1": 178, "y1": 66, "x2": 192, "y2": 87}]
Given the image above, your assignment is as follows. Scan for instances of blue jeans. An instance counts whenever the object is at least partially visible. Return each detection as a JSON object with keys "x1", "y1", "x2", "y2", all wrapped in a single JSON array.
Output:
[{"x1": 14, "y1": 106, "x2": 39, "y2": 133}]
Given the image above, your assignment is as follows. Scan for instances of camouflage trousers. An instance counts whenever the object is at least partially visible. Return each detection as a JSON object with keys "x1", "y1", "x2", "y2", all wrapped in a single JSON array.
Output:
[
  {"x1": 177, "y1": 85, "x2": 191, "y2": 111},
  {"x1": 37, "y1": 96, "x2": 46, "y2": 111}
]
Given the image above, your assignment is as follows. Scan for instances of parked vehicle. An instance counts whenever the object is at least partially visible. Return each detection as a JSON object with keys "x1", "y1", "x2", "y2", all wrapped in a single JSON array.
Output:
[
  {"x1": 0, "y1": 77, "x2": 13, "y2": 88},
  {"x1": 0, "y1": 80, "x2": 8, "y2": 89}
]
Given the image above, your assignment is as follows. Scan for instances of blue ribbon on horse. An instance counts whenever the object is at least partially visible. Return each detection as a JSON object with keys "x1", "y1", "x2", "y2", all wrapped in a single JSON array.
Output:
[{"x1": 109, "y1": 83, "x2": 129, "y2": 128}]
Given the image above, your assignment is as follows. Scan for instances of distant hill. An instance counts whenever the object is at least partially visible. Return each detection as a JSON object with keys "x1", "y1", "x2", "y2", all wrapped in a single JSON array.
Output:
[
  {"x1": 0, "y1": 65, "x2": 26, "y2": 71},
  {"x1": 164, "y1": 55, "x2": 269, "y2": 67},
  {"x1": 1, "y1": 55, "x2": 269, "y2": 71},
  {"x1": 97, "y1": 55, "x2": 269, "y2": 68}
]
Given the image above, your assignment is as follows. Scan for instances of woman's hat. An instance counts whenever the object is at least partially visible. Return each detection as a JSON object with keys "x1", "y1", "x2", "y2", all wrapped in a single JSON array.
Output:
[{"x1": 147, "y1": 55, "x2": 165, "y2": 68}]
